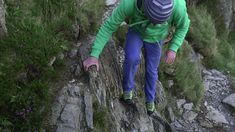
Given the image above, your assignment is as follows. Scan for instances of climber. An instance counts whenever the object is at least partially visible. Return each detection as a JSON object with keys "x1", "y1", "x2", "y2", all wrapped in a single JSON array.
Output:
[{"x1": 83, "y1": 0, "x2": 190, "y2": 115}]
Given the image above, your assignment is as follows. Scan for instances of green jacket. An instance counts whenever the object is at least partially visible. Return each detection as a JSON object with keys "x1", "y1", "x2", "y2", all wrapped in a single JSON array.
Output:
[{"x1": 91, "y1": 0, "x2": 190, "y2": 58}]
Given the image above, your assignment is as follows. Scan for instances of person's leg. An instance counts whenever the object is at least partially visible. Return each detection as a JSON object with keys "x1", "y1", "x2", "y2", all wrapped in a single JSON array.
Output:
[
  {"x1": 123, "y1": 28, "x2": 143, "y2": 96},
  {"x1": 143, "y1": 41, "x2": 163, "y2": 104}
]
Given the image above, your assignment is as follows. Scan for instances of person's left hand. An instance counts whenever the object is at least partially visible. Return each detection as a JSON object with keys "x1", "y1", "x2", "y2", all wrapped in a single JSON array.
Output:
[{"x1": 165, "y1": 50, "x2": 176, "y2": 64}]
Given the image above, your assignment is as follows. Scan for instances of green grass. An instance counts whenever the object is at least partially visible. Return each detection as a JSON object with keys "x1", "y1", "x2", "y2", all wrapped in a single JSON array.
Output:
[
  {"x1": 0, "y1": 0, "x2": 77, "y2": 130},
  {"x1": 159, "y1": 42, "x2": 204, "y2": 105},
  {"x1": 176, "y1": 43, "x2": 204, "y2": 105},
  {"x1": 206, "y1": 39, "x2": 235, "y2": 75},
  {"x1": 0, "y1": 0, "x2": 106, "y2": 130},
  {"x1": 188, "y1": 4, "x2": 235, "y2": 75},
  {"x1": 93, "y1": 100, "x2": 113, "y2": 132},
  {"x1": 77, "y1": 0, "x2": 105, "y2": 37},
  {"x1": 199, "y1": 0, "x2": 229, "y2": 38},
  {"x1": 188, "y1": 5, "x2": 218, "y2": 58}
]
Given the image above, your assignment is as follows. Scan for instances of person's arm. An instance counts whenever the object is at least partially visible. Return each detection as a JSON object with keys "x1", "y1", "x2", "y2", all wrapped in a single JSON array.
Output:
[
  {"x1": 90, "y1": 0, "x2": 133, "y2": 58},
  {"x1": 168, "y1": 2, "x2": 190, "y2": 53},
  {"x1": 164, "y1": 1, "x2": 190, "y2": 64}
]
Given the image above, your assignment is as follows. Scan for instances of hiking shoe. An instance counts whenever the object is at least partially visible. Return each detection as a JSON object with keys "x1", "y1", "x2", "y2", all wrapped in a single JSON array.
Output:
[
  {"x1": 146, "y1": 102, "x2": 155, "y2": 116},
  {"x1": 120, "y1": 91, "x2": 133, "y2": 105}
]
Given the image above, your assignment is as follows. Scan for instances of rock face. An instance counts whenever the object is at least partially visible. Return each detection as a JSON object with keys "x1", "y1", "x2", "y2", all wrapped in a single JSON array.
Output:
[
  {"x1": 46, "y1": 0, "x2": 235, "y2": 131},
  {"x1": 47, "y1": 36, "x2": 170, "y2": 132},
  {"x1": 176, "y1": 99, "x2": 186, "y2": 109},
  {"x1": 217, "y1": 0, "x2": 235, "y2": 31},
  {"x1": 222, "y1": 93, "x2": 235, "y2": 108},
  {"x1": 106, "y1": 0, "x2": 117, "y2": 6},
  {"x1": 0, "y1": 0, "x2": 7, "y2": 37},
  {"x1": 50, "y1": 83, "x2": 85, "y2": 132},
  {"x1": 206, "y1": 106, "x2": 229, "y2": 125},
  {"x1": 183, "y1": 103, "x2": 194, "y2": 111},
  {"x1": 183, "y1": 111, "x2": 198, "y2": 121},
  {"x1": 47, "y1": 2, "x2": 171, "y2": 131}
]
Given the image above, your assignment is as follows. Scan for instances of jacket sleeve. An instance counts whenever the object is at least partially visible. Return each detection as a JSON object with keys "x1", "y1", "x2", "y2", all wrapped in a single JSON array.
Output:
[
  {"x1": 169, "y1": 3, "x2": 190, "y2": 53},
  {"x1": 90, "y1": 0, "x2": 132, "y2": 58}
]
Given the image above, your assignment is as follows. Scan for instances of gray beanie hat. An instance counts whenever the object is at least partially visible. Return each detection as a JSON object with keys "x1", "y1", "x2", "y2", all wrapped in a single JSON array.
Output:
[{"x1": 144, "y1": 0, "x2": 173, "y2": 24}]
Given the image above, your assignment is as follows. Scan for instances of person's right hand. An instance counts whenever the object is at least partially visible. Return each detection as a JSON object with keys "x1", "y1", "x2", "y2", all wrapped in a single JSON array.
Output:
[{"x1": 83, "y1": 56, "x2": 99, "y2": 71}]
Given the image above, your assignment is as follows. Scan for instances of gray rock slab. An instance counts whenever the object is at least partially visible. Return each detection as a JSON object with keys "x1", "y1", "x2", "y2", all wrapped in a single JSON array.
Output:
[
  {"x1": 183, "y1": 111, "x2": 198, "y2": 121},
  {"x1": 206, "y1": 106, "x2": 229, "y2": 125},
  {"x1": 183, "y1": 103, "x2": 194, "y2": 111},
  {"x1": 177, "y1": 99, "x2": 186, "y2": 109},
  {"x1": 68, "y1": 49, "x2": 78, "y2": 58},
  {"x1": 203, "y1": 81, "x2": 210, "y2": 91},
  {"x1": 222, "y1": 93, "x2": 235, "y2": 109},
  {"x1": 167, "y1": 107, "x2": 175, "y2": 122},
  {"x1": 84, "y1": 91, "x2": 93, "y2": 130},
  {"x1": 168, "y1": 80, "x2": 174, "y2": 88},
  {"x1": 106, "y1": 0, "x2": 117, "y2": 6},
  {"x1": 202, "y1": 69, "x2": 212, "y2": 76}
]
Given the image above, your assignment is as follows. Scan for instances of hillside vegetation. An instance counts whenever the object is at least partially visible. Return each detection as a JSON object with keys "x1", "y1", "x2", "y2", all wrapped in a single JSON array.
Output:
[{"x1": 0, "y1": 0, "x2": 234, "y2": 130}]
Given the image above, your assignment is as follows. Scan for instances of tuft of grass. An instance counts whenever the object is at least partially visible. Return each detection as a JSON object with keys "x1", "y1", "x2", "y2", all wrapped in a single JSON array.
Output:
[
  {"x1": 159, "y1": 42, "x2": 204, "y2": 105},
  {"x1": 199, "y1": 0, "x2": 229, "y2": 38},
  {"x1": 174, "y1": 43, "x2": 204, "y2": 105},
  {"x1": 114, "y1": 25, "x2": 128, "y2": 48},
  {"x1": 230, "y1": 77, "x2": 235, "y2": 90},
  {"x1": 188, "y1": 5, "x2": 219, "y2": 58},
  {"x1": 187, "y1": 5, "x2": 235, "y2": 75},
  {"x1": 0, "y1": 0, "x2": 77, "y2": 130},
  {"x1": 0, "y1": 0, "x2": 105, "y2": 130},
  {"x1": 77, "y1": 0, "x2": 105, "y2": 37},
  {"x1": 206, "y1": 39, "x2": 235, "y2": 75},
  {"x1": 93, "y1": 100, "x2": 113, "y2": 132}
]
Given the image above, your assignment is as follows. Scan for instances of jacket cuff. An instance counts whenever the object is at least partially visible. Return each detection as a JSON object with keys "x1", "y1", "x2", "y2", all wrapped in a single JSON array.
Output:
[
  {"x1": 169, "y1": 44, "x2": 179, "y2": 53},
  {"x1": 90, "y1": 49, "x2": 100, "y2": 59}
]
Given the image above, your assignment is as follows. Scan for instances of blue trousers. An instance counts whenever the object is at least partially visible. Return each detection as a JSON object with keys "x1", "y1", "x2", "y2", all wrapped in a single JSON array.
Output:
[{"x1": 122, "y1": 28, "x2": 163, "y2": 103}]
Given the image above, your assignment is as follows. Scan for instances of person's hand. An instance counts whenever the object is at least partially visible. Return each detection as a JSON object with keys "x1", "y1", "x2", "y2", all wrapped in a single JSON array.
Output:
[
  {"x1": 165, "y1": 50, "x2": 176, "y2": 64},
  {"x1": 83, "y1": 56, "x2": 99, "y2": 71}
]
